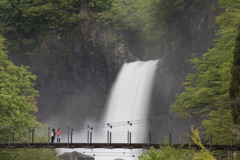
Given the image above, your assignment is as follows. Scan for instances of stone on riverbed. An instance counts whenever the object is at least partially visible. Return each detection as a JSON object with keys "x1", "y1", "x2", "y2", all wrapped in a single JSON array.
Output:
[{"x1": 59, "y1": 151, "x2": 94, "y2": 160}]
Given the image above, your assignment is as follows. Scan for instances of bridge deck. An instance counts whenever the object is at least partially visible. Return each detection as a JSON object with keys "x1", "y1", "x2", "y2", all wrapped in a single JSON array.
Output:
[{"x1": 1, "y1": 143, "x2": 240, "y2": 150}]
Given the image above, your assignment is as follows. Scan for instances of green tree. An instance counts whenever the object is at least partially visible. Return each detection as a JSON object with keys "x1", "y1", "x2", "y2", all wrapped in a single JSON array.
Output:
[
  {"x1": 0, "y1": 36, "x2": 39, "y2": 142},
  {"x1": 0, "y1": 0, "x2": 82, "y2": 55},
  {"x1": 0, "y1": 148, "x2": 59, "y2": 160},
  {"x1": 170, "y1": 0, "x2": 240, "y2": 143},
  {"x1": 0, "y1": 125, "x2": 59, "y2": 160},
  {"x1": 87, "y1": 0, "x2": 113, "y2": 11},
  {"x1": 230, "y1": 27, "x2": 240, "y2": 124},
  {"x1": 98, "y1": 0, "x2": 140, "y2": 30},
  {"x1": 170, "y1": 0, "x2": 240, "y2": 116},
  {"x1": 138, "y1": 127, "x2": 215, "y2": 160},
  {"x1": 201, "y1": 108, "x2": 239, "y2": 144}
]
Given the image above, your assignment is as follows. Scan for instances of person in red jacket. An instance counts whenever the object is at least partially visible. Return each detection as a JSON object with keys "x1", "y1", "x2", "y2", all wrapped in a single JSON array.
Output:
[{"x1": 57, "y1": 128, "x2": 61, "y2": 143}]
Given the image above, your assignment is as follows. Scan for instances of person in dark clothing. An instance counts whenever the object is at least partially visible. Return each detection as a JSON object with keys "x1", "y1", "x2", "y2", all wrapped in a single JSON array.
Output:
[{"x1": 51, "y1": 128, "x2": 56, "y2": 143}]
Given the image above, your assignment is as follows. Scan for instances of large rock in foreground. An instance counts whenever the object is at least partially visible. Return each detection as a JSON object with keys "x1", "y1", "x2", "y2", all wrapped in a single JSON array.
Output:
[{"x1": 59, "y1": 151, "x2": 94, "y2": 160}]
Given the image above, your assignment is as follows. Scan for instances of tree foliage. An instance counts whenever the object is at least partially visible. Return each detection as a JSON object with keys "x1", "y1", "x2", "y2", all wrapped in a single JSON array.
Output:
[
  {"x1": 170, "y1": 0, "x2": 240, "y2": 115},
  {"x1": 0, "y1": 0, "x2": 81, "y2": 33},
  {"x1": 170, "y1": 0, "x2": 240, "y2": 143},
  {"x1": 230, "y1": 28, "x2": 240, "y2": 98},
  {"x1": 139, "y1": 127, "x2": 215, "y2": 160},
  {"x1": 201, "y1": 108, "x2": 240, "y2": 144},
  {"x1": 230, "y1": 27, "x2": 240, "y2": 123},
  {"x1": 0, "y1": 125, "x2": 59, "y2": 160},
  {"x1": 0, "y1": 0, "x2": 82, "y2": 55},
  {"x1": 87, "y1": 0, "x2": 113, "y2": 11},
  {"x1": 97, "y1": 0, "x2": 141, "y2": 31},
  {"x1": 0, "y1": 148, "x2": 59, "y2": 160},
  {"x1": 0, "y1": 36, "x2": 39, "y2": 142}
]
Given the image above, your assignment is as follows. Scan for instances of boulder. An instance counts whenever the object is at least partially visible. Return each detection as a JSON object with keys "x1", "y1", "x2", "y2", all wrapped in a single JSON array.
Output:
[{"x1": 59, "y1": 151, "x2": 94, "y2": 160}]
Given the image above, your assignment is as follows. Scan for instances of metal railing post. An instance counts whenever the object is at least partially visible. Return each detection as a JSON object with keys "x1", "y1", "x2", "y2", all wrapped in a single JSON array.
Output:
[
  {"x1": 188, "y1": 111, "x2": 192, "y2": 133},
  {"x1": 90, "y1": 127, "x2": 93, "y2": 143},
  {"x1": 67, "y1": 127, "x2": 70, "y2": 147},
  {"x1": 87, "y1": 125, "x2": 90, "y2": 146},
  {"x1": 110, "y1": 125, "x2": 112, "y2": 144},
  {"x1": 168, "y1": 132, "x2": 172, "y2": 145},
  {"x1": 129, "y1": 123, "x2": 132, "y2": 144},
  {"x1": 189, "y1": 133, "x2": 192, "y2": 145},
  {"x1": 127, "y1": 121, "x2": 130, "y2": 145},
  {"x1": 127, "y1": 131, "x2": 130, "y2": 145},
  {"x1": 129, "y1": 132, "x2": 132, "y2": 144},
  {"x1": 148, "y1": 119, "x2": 152, "y2": 146},
  {"x1": 28, "y1": 128, "x2": 30, "y2": 147},
  {"x1": 32, "y1": 129, "x2": 35, "y2": 144},
  {"x1": 12, "y1": 128, "x2": 15, "y2": 144},
  {"x1": 8, "y1": 127, "x2": 11, "y2": 147},
  {"x1": 48, "y1": 127, "x2": 50, "y2": 146},
  {"x1": 71, "y1": 128, "x2": 73, "y2": 143},
  {"x1": 209, "y1": 133, "x2": 212, "y2": 150},
  {"x1": 148, "y1": 131, "x2": 151, "y2": 146},
  {"x1": 107, "y1": 123, "x2": 110, "y2": 146},
  {"x1": 127, "y1": 121, "x2": 132, "y2": 145},
  {"x1": 107, "y1": 130, "x2": 109, "y2": 146}
]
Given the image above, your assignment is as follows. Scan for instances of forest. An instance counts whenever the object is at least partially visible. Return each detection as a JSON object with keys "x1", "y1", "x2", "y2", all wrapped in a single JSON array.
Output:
[{"x1": 0, "y1": 0, "x2": 240, "y2": 159}]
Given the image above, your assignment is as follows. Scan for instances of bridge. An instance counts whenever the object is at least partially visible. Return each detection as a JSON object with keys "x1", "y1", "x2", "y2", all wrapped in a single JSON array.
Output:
[
  {"x1": 1, "y1": 120, "x2": 240, "y2": 152},
  {"x1": 1, "y1": 102, "x2": 240, "y2": 154},
  {"x1": 1, "y1": 142, "x2": 240, "y2": 151}
]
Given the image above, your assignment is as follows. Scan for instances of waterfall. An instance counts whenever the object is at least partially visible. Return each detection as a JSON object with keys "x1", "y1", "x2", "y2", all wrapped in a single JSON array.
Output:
[{"x1": 101, "y1": 60, "x2": 159, "y2": 143}]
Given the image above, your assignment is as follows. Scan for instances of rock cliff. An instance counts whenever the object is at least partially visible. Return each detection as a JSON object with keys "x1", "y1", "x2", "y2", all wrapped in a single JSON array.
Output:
[
  {"x1": 26, "y1": 17, "x2": 136, "y2": 128},
  {"x1": 149, "y1": 0, "x2": 220, "y2": 141}
]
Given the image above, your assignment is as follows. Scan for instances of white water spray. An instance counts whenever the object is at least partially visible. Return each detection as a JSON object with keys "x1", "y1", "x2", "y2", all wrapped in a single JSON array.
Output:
[
  {"x1": 61, "y1": 60, "x2": 158, "y2": 160},
  {"x1": 101, "y1": 60, "x2": 159, "y2": 143}
]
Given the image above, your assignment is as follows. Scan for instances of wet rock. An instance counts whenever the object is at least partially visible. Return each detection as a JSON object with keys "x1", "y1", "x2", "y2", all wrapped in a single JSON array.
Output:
[{"x1": 59, "y1": 151, "x2": 94, "y2": 160}]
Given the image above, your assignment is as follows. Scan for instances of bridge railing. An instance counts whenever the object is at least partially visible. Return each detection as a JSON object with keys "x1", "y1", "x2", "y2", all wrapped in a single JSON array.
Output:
[{"x1": 1, "y1": 125, "x2": 237, "y2": 148}]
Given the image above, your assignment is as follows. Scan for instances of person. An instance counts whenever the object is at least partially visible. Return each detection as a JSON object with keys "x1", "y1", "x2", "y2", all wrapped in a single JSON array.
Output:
[
  {"x1": 57, "y1": 128, "x2": 61, "y2": 143},
  {"x1": 51, "y1": 128, "x2": 56, "y2": 143}
]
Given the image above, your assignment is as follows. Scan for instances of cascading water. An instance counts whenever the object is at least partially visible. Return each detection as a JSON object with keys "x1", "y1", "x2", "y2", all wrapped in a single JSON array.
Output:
[
  {"x1": 100, "y1": 60, "x2": 159, "y2": 143},
  {"x1": 60, "y1": 60, "x2": 159, "y2": 160}
]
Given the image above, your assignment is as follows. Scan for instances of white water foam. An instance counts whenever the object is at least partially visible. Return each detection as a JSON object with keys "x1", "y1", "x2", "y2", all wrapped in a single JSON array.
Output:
[
  {"x1": 62, "y1": 60, "x2": 159, "y2": 160},
  {"x1": 98, "y1": 60, "x2": 159, "y2": 143}
]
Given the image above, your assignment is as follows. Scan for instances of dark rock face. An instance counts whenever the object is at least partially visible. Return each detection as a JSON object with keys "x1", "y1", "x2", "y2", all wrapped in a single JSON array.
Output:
[
  {"x1": 28, "y1": 21, "x2": 136, "y2": 128},
  {"x1": 59, "y1": 151, "x2": 94, "y2": 160},
  {"x1": 152, "y1": 0, "x2": 219, "y2": 112},
  {"x1": 149, "y1": 0, "x2": 220, "y2": 142}
]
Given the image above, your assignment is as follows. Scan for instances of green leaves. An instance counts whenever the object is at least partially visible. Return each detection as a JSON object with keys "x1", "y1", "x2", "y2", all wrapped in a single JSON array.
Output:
[
  {"x1": 98, "y1": 0, "x2": 138, "y2": 30},
  {"x1": 139, "y1": 146, "x2": 195, "y2": 160},
  {"x1": 170, "y1": 0, "x2": 240, "y2": 144},
  {"x1": 229, "y1": 28, "x2": 240, "y2": 123},
  {"x1": 0, "y1": 125, "x2": 58, "y2": 160},
  {"x1": 0, "y1": 148, "x2": 59, "y2": 160},
  {"x1": 20, "y1": 0, "x2": 81, "y2": 31},
  {"x1": 87, "y1": 0, "x2": 113, "y2": 11},
  {"x1": 201, "y1": 108, "x2": 235, "y2": 144},
  {"x1": 0, "y1": 0, "x2": 82, "y2": 55},
  {"x1": 139, "y1": 128, "x2": 216, "y2": 160},
  {"x1": 0, "y1": 37, "x2": 39, "y2": 142},
  {"x1": 171, "y1": 0, "x2": 240, "y2": 116}
]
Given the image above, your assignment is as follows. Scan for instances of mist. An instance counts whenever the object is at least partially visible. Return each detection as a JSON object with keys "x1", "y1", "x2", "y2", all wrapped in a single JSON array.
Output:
[{"x1": 6, "y1": 0, "x2": 220, "y2": 144}]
